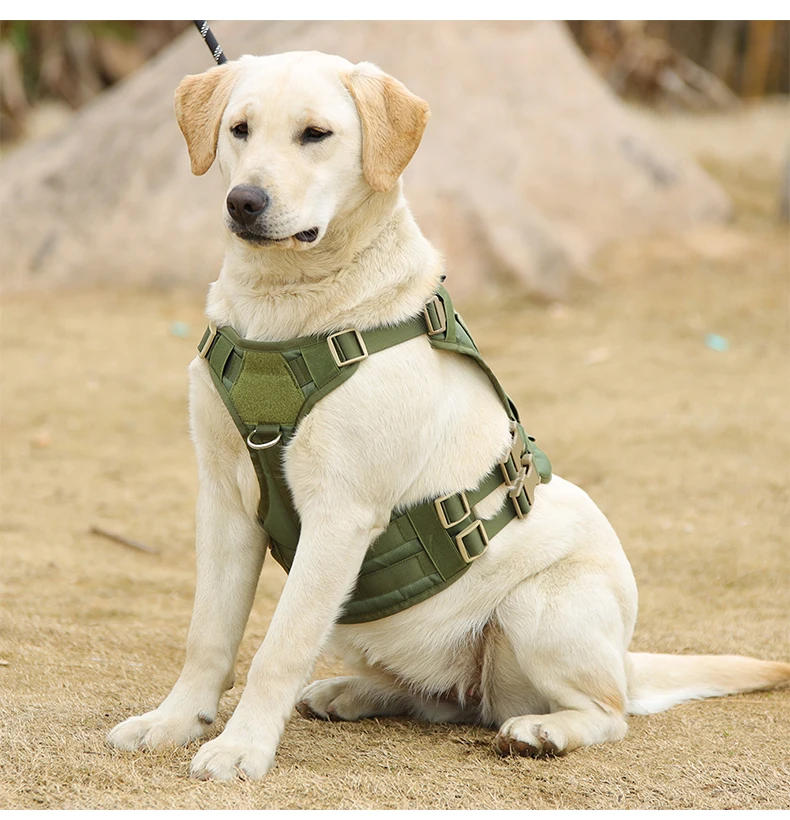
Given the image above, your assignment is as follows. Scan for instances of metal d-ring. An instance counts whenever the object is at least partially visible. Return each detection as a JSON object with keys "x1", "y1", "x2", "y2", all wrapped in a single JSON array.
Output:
[{"x1": 246, "y1": 428, "x2": 282, "y2": 450}]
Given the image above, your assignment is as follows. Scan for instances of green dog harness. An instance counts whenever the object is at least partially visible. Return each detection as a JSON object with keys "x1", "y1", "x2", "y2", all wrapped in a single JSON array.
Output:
[{"x1": 197, "y1": 286, "x2": 551, "y2": 623}]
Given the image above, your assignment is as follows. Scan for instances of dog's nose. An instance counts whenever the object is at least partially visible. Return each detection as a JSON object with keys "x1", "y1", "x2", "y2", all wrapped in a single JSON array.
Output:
[{"x1": 226, "y1": 185, "x2": 270, "y2": 226}]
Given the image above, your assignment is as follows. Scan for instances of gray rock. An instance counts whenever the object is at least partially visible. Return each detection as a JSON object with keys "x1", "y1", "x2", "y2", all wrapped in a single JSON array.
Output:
[{"x1": 0, "y1": 21, "x2": 731, "y2": 300}]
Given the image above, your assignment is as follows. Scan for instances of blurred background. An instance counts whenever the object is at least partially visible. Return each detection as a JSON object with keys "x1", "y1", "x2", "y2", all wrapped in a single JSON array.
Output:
[
  {"x1": 2, "y1": 21, "x2": 788, "y2": 143},
  {"x1": 1, "y1": 20, "x2": 789, "y2": 811},
  {"x1": 1, "y1": 20, "x2": 788, "y2": 296}
]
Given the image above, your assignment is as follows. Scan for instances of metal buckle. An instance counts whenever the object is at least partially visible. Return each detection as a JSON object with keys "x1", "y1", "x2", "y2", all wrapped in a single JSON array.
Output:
[
  {"x1": 508, "y1": 469, "x2": 526, "y2": 499},
  {"x1": 520, "y1": 453, "x2": 540, "y2": 508},
  {"x1": 504, "y1": 454, "x2": 540, "y2": 519},
  {"x1": 508, "y1": 420, "x2": 522, "y2": 464},
  {"x1": 499, "y1": 422, "x2": 524, "y2": 484},
  {"x1": 246, "y1": 428, "x2": 282, "y2": 450},
  {"x1": 500, "y1": 457, "x2": 517, "y2": 486},
  {"x1": 434, "y1": 491, "x2": 471, "y2": 529},
  {"x1": 455, "y1": 519, "x2": 489, "y2": 563},
  {"x1": 328, "y1": 329, "x2": 368, "y2": 368},
  {"x1": 198, "y1": 321, "x2": 218, "y2": 359},
  {"x1": 423, "y1": 295, "x2": 447, "y2": 336}
]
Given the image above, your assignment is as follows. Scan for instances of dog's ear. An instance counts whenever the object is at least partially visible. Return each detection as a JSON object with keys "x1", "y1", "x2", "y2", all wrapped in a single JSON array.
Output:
[
  {"x1": 342, "y1": 63, "x2": 430, "y2": 193},
  {"x1": 174, "y1": 63, "x2": 239, "y2": 176}
]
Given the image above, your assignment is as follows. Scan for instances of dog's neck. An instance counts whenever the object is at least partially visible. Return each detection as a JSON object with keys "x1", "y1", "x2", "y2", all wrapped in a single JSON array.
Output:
[{"x1": 206, "y1": 184, "x2": 444, "y2": 341}]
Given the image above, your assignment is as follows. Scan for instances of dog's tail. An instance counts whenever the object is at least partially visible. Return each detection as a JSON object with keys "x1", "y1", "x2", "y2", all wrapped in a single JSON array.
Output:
[{"x1": 626, "y1": 652, "x2": 790, "y2": 715}]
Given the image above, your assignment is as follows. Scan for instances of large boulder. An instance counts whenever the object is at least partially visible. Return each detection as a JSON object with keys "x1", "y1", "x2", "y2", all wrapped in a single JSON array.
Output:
[{"x1": 0, "y1": 21, "x2": 731, "y2": 300}]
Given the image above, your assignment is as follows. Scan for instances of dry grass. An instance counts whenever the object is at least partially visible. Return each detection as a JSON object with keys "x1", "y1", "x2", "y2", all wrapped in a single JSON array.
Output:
[{"x1": 1, "y1": 103, "x2": 789, "y2": 809}]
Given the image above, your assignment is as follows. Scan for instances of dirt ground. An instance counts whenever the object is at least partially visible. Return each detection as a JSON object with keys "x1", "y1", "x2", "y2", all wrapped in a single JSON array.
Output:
[{"x1": 1, "y1": 103, "x2": 789, "y2": 810}]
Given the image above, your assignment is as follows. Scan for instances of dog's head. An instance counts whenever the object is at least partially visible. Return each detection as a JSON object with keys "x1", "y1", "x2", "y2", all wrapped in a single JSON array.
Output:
[{"x1": 174, "y1": 51, "x2": 430, "y2": 250}]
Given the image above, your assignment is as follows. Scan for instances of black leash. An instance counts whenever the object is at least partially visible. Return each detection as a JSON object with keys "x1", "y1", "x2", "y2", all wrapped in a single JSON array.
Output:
[{"x1": 193, "y1": 20, "x2": 228, "y2": 65}]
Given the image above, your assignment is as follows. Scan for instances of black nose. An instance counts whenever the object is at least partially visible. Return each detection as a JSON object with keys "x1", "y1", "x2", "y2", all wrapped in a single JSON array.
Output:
[{"x1": 226, "y1": 185, "x2": 270, "y2": 226}]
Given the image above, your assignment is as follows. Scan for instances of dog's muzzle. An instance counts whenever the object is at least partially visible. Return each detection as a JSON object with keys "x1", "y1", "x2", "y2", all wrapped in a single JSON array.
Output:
[
  {"x1": 226, "y1": 185, "x2": 270, "y2": 227},
  {"x1": 226, "y1": 186, "x2": 320, "y2": 245}
]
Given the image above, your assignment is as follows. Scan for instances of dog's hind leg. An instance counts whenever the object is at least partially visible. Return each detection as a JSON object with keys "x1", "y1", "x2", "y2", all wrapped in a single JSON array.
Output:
[
  {"x1": 485, "y1": 552, "x2": 637, "y2": 757},
  {"x1": 297, "y1": 674, "x2": 413, "y2": 721},
  {"x1": 297, "y1": 670, "x2": 478, "y2": 724}
]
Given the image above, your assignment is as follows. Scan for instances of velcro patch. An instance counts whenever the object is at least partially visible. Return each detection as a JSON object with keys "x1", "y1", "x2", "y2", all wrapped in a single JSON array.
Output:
[{"x1": 229, "y1": 351, "x2": 305, "y2": 425}]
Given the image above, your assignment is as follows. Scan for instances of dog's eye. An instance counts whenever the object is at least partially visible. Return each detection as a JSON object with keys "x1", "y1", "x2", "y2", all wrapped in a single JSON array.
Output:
[
  {"x1": 301, "y1": 126, "x2": 332, "y2": 144},
  {"x1": 231, "y1": 122, "x2": 249, "y2": 139}
]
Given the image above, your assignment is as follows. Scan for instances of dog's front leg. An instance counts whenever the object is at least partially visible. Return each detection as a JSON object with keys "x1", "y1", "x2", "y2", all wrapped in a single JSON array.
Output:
[
  {"x1": 189, "y1": 501, "x2": 385, "y2": 781},
  {"x1": 107, "y1": 478, "x2": 266, "y2": 751}
]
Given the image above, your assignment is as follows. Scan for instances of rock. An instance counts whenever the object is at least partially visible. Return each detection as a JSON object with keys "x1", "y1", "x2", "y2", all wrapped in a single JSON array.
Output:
[{"x1": 0, "y1": 21, "x2": 731, "y2": 302}]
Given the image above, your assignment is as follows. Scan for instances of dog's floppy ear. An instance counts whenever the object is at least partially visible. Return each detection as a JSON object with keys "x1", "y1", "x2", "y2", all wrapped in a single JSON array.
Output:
[
  {"x1": 174, "y1": 63, "x2": 239, "y2": 176},
  {"x1": 342, "y1": 63, "x2": 430, "y2": 193}
]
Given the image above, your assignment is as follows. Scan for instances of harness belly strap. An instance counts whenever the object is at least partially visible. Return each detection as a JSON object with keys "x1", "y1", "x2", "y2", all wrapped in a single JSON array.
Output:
[{"x1": 197, "y1": 285, "x2": 551, "y2": 623}]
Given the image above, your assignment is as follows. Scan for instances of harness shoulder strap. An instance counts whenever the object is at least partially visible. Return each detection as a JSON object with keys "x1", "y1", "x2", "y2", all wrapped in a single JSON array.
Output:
[
  {"x1": 424, "y1": 286, "x2": 552, "y2": 483},
  {"x1": 198, "y1": 313, "x2": 429, "y2": 427}
]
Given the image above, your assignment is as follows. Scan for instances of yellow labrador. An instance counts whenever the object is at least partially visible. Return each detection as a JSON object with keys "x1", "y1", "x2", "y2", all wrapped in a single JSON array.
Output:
[{"x1": 108, "y1": 51, "x2": 790, "y2": 781}]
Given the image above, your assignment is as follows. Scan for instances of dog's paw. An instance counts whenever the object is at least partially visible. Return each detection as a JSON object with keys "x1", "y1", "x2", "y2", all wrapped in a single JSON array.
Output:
[
  {"x1": 190, "y1": 733, "x2": 275, "y2": 781},
  {"x1": 296, "y1": 677, "x2": 368, "y2": 722},
  {"x1": 107, "y1": 707, "x2": 215, "y2": 751},
  {"x1": 495, "y1": 715, "x2": 568, "y2": 758}
]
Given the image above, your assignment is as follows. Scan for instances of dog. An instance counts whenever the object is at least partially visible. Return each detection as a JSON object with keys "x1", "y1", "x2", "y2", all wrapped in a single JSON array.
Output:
[{"x1": 107, "y1": 50, "x2": 790, "y2": 781}]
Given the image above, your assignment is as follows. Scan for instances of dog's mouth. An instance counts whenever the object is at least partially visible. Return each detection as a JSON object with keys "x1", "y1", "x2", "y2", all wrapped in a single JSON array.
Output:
[
  {"x1": 233, "y1": 227, "x2": 320, "y2": 246},
  {"x1": 293, "y1": 228, "x2": 320, "y2": 243}
]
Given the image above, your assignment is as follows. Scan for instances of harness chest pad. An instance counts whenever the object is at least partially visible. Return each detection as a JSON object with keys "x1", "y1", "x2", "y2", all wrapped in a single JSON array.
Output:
[
  {"x1": 197, "y1": 286, "x2": 552, "y2": 623},
  {"x1": 229, "y1": 350, "x2": 305, "y2": 425}
]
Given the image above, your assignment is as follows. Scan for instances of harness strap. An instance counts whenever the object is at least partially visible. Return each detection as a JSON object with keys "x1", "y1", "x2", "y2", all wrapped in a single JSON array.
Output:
[
  {"x1": 196, "y1": 285, "x2": 552, "y2": 623},
  {"x1": 197, "y1": 308, "x2": 437, "y2": 547}
]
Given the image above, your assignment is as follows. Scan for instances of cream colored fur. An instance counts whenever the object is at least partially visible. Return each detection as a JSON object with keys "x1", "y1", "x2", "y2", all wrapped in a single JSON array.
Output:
[{"x1": 107, "y1": 51, "x2": 790, "y2": 781}]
